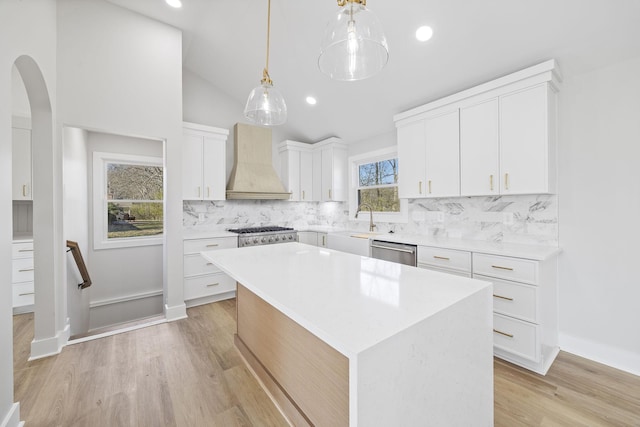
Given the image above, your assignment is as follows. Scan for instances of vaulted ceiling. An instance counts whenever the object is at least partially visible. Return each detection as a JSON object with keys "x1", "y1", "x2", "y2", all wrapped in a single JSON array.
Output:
[{"x1": 106, "y1": 0, "x2": 640, "y2": 143}]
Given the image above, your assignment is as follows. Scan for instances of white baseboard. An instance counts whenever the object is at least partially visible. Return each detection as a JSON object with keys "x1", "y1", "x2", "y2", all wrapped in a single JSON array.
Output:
[
  {"x1": 164, "y1": 302, "x2": 187, "y2": 322},
  {"x1": 28, "y1": 322, "x2": 70, "y2": 361},
  {"x1": 0, "y1": 402, "x2": 21, "y2": 427},
  {"x1": 559, "y1": 332, "x2": 640, "y2": 377}
]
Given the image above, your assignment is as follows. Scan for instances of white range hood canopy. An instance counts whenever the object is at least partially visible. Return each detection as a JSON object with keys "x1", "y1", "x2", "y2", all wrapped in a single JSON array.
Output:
[{"x1": 226, "y1": 123, "x2": 291, "y2": 200}]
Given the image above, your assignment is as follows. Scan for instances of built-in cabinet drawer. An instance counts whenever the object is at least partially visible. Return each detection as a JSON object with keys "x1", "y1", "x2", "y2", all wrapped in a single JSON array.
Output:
[
  {"x1": 12, "y1": 257, "x2": 34, "y2": 283},
  {"x1": 184, "y1": 274, "x2": 236, "y2": 301},
  {"x1": 418, "y1": 246, "x2": 471, "y2": 273},
  {"x1": 12, "y1": 241, "x2": 34, "y2": 259},
  {"x1": 183, "y1": 235, "x2": 237, "y2": 307},
  {"x1": 473, "y1": 253, "x2": 537, "y2": 284},
  {"x1": 12, "y1": 282, "x2": 35, "y2": 307},
  {"x1": 493, "y1": 313, "x2": 539, "y2": 362},
  {"x1": 482, "y1": 275, "x2": 538, "y2": 323},
  {"x1": 417, "y1": 264, "x2": 472, "y2": 278}
]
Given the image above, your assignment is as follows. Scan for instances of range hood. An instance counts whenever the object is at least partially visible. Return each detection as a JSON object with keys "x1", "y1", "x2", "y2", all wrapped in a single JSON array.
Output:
[{"x1": 226, "y1": 123, "x2": 291, "y2": 200}]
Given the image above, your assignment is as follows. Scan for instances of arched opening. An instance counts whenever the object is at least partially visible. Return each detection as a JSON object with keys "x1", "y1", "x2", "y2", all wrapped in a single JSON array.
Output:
[{"x1": 11, "y1": 55, "x2": 67, "y2": 360}]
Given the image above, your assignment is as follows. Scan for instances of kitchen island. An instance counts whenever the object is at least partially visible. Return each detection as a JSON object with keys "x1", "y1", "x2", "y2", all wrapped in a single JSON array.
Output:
[{"x1": 202, "y1": 242, "x2": 493, "y2": 426}]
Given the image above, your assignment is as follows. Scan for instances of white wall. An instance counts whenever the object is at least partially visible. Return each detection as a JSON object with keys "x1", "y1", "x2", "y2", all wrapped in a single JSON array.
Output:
[
  {"x1": 57, "y1": 0, "x2": 185, "y2": 321},
  {"x1": 63, "y1": 126, "x2": 90, "y2": 336},
  {"x1": 558, "y1": 56, "x2": 640, "y2": 375},
  {"x1": 0, "y1": 0, "x2": 58, "y2": 425},
  {"x1": 86, "y1": 131, "x2": 163, "y2": 329}
]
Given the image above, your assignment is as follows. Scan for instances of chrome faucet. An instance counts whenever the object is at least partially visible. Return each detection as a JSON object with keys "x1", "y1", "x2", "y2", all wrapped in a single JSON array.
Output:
[{"x1": 355, "y1": 203, "x2": 376, "y2": 232}]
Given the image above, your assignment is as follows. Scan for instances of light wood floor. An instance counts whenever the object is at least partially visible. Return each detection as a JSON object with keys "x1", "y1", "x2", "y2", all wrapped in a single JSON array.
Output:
[{"x1": 13, "y1": 300, "x2": 640, "y2": 427}]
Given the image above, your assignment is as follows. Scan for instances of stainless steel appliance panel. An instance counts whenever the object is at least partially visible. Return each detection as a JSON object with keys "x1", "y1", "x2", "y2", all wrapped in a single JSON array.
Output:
[{"x1": 370, "y1": 240, "x2": 417, "y2": 266}]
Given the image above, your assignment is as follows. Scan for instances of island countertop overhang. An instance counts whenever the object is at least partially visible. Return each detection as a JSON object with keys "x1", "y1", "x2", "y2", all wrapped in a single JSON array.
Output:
[{"x1": 201, "y1": 242, "x2": 492, "y2": 358}]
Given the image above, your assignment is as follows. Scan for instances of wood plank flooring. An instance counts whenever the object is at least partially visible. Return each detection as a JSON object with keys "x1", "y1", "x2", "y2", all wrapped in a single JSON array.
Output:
[{"x1": 13, "y1": 300, "x2": 640, "y2": 426}]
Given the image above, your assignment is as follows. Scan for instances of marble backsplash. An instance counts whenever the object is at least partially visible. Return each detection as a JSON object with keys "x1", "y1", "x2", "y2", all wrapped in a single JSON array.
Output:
[{"x1": 184, "y1": 194, "x2": 558, "y2": 246}]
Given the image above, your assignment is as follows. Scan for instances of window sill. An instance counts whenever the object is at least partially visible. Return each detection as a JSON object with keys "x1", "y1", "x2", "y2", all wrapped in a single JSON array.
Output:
[{"x1": 94, "y1": 236, "x2": 163, "y2": 251}]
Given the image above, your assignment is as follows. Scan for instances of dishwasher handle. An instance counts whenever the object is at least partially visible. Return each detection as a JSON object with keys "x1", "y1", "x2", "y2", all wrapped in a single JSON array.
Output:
[{"x1": 370, "y1": 243, "x2": 415, "y2": 254}]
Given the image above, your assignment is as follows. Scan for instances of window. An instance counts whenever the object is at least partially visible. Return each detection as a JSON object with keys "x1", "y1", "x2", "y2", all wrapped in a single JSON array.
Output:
[
  {"x1": 93, "y1": 152, "x2": 163, "y2": 249},
  {"x1": 349, "y1": 147, "x2": 408, "y2": 224}
]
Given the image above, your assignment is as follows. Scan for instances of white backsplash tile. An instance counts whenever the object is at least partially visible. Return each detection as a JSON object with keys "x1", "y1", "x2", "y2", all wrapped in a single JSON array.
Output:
[{"x1": 184, "y1": 194, "x2": 558, "y2": 246}]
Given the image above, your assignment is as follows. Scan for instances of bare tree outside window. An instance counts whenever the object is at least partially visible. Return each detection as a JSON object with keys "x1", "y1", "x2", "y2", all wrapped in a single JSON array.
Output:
[
  {"x1": 107, "y1": 163, "x2": 163, "y2": 239},
  {"x1": 358, "y1": 158, "x2": 400, "y2": 212}
]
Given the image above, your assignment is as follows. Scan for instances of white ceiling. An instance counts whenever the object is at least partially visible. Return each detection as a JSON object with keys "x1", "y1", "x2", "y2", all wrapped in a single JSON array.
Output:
[{"x1": 106, "y1": 0, "x2": 640, "y2": 144}]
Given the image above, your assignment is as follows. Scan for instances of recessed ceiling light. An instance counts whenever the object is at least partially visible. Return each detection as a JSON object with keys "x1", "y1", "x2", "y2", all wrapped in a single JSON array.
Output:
[
  {"x1": 166, "y1": 0, "x2": 182, "y2": 8},
  {"x1": 306, "y1": 96, "x2": 317, "y2": 105},
  {"x1": 416, "y1": 25, "x2": 433, "y2": 42}
]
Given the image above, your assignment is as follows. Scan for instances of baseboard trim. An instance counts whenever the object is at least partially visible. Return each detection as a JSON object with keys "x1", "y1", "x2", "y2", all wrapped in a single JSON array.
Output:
[
  {"x1": 28, "y1": 323, "x2": 69, "y2": 361},
  {"x1": 0, "y1": 402, "x2": 21, "y2": 427},
  {"x1": 164, "y1": 302, "x2": 187, "y2": 322},
  {"x1": 559, "y1": 332, "x2": 640, "y2": 377}
]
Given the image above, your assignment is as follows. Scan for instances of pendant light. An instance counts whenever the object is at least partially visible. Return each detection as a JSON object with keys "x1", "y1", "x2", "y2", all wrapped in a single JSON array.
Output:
[
  {"x1": 244, "y1": 0, "x2": 287, "y2": 126},
  {"x1": 318, "y1": 0, "x2": 389, "y2": 81}
]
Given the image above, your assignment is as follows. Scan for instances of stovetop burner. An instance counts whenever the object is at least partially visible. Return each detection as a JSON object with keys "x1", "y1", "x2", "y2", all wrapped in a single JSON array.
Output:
[{"x1": 228, "y1": 226, "x2": 294, "y2": 234}]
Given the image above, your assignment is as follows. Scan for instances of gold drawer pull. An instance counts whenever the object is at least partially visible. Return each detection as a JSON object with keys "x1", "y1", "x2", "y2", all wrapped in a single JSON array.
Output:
[
  {"x1": 428, "y1": 180, "x2": 432, "y2": 194},
  {"x1": 504, "y1": 173, "x2": 509, "y2": 190},
  {"x1": 489, "y1": 174, "x2": 494, "y2": 191},
  {"x1": 206, "y1": 244, "x2": 219, "y2": 247},
  {"x1": 206, "y1": 283, "x2": 220, "y2": 287},
  {"x1": 493, "y1": 294, "x2": 514, "y2": 301},
  {"x1": 491, "y1": 265, "x2": 514, "y2": 271},
  {"x1": 18, "y1": 249, "x2": 34, "y2": 252},
  {"x1": 23, "y1": 185, "x2": 27, "y2": 197},
  {"x1": 493, "y1": 329, "x2": 514, "y2": 338},
  {"x1": 19, "y1": 292, "x2": 35, "y2": 296},
  {"x1": 206, "y1": 262, "x2": 214, "y2": 266},
  {"x1": 19, "y1": 268, "x2": 35, "y2": 272},
  {"x1": 419, "y1": 181, "x2": 422, "y2": 194},
  {"x1": 433, "y1": 256, "x2": 450, "y2": 261},
  {"x1": 328, "y1": 188, "x2": 332, "y2": 199},
  {"x1": 302, "y1": 190, "x2": 305, "y2": 200}
]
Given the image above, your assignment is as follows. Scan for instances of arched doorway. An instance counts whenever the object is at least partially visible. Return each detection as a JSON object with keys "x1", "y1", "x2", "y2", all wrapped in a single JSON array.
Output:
[{"x1": 12, "y1": 55, "x2": 68, "y2": 360}]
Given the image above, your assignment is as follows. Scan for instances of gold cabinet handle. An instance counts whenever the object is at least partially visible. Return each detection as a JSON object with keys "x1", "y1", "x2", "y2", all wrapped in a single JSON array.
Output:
[
  {"x1": 328, "y1": 188, "x2": 332, "y2": 199},
  {"x1": 23, "y1": 185, "x2": 27, "y2": 197},
  {"x1": 198, "y1": 186, "x2": 201, "y2": 198},
  {"x1": 206, "y1": 283, "x2": 220, "y2": 287},
  {"x1": 428, "y1": 180, "x2": 432, "y2": 194},
  {"x1": 419, "y1": 181, "x2": 422, "y2": 195},
  {"x1": 19, "y1": 268, "x2": 35, "y2": 272},
  {"x1": 491, "y1": 265, "x2": 514, "y2": 271},
  {"x1": 302, "y1": 190, "x2": 305, "y2": 200},
  {"x1": 19, "y1": 292, "x2": 35, "y2": 296},
  {"x1": 493, "y1": 294, "x2": 514, "y2": 301},
  {"x1": 207, "y1": 187, "x2": 210, "y2": 198},
  {"x1": 205, "y1": 244, "x2": 219, "y2": 248},
  {"x1": 490, "y1": 175, "x2": 494, "y2": 191},
  {"x1": 206, "y1": 262, "x2": 213, "y2": 266},
  {"x1": 433, "y1": 256, "x2": 450, "y2": 261},
  {"x1": 322, "y1": 235, "x2": 326, "y2": 246},
  {"x1": 493, "y1": 329, "x2": 514, "y2": 338},
  {"x1": 504, "y1": 173, "x2": 509, "y2": 190},
  {"x1": 18, "y1": 249, "x2": 34, "y2": 252}
]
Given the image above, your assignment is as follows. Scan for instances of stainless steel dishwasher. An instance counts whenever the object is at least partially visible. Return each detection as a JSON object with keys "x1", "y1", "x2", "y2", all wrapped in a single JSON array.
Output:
[{"x1": 370, "y1": 239, "x2": 417, "y2": 266}]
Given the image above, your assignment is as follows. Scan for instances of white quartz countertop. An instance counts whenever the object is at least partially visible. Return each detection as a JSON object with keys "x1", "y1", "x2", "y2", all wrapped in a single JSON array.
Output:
[
  {"x1": 352, "y1": 232, "x2": 560, "y2": 260},
  {"x1": 202, "y1": 242, "x2": 491, "y2": 358}
]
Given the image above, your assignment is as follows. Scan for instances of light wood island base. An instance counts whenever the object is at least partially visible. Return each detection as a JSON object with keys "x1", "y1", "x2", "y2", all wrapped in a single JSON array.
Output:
[{"x1": 236, "y1": 283, "x2": 349, "y2": 426}]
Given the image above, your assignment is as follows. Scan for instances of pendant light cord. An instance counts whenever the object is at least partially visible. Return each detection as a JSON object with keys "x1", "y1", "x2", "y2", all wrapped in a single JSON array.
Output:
[{"x1": 262, "y1": 0, "x2": 273, "y2": 85}]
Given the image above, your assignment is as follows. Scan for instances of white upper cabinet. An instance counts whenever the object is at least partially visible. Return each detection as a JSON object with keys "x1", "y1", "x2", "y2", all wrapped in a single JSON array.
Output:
[
  {"x1": 396, "y1": 60, "x2": 560, "y2": 199},
  {"x1": 278, "y1": 141, "x2": 314, "y2": 201},
  {"x1": 314, "y1": 138, "x2": 348, "y2": 202},
  {"x1": 425, "y1": 109, "x2": 460, "y2": 197},
  {"x1": 182, "y1": 122, "x2": 229, "y2": 201},
  {"x1": 460, "y1": 98, "x2": 499, "y2": 196},
  {"x1": 499, "y1": 84, "x2": 555, "y2": 195},
  {"x1": 397, "y1": 119, "x2": 426, "y2": 198},
  {"x1": 12, "y1": 126, "x2": 32, "y2": 201}
]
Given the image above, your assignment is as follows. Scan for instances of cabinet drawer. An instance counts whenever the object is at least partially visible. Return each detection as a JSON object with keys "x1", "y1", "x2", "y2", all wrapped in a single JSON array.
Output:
[
  {"x1": 12, "y1": 241, "x2": 34, "y2": 259},
  {"x1": 418, "y1": 246, "x2": 471, "y2": 273},
  {"x1": 184, "y1": 254, "x2": 221, "y2": 276},
  {"x1": 493, "y1": 313, "x2": 538, "y2": 362},
  {"x1": 184, "y1": 274, "x2": 236, "y2": 300},
  {"x1": 13, "y1": 282, "x2": 35, "y2": 307},
  {"x1": 473, "y1": 253, "x2": 537, "y2": 285},
  {"x1": 477, "y1": 274, "x2": 538, "y2": 323},
  {"x1": 184, "y1": 236, "x2": 237, "y2": 254},
  {"x1": 418, "y1": 263, "x2": 472, "y2": 278},
  {"x1": 12, "y1": 258, "x2": 34, "y2": 283}
]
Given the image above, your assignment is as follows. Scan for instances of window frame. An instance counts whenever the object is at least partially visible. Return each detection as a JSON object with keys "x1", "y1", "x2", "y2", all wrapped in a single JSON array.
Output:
[
  {"x1": 92, "y1": 151, "x2": 164, "y2": 250},
  {"x1": 348, "y1": 147, "x2": 408, "y2": 224}
]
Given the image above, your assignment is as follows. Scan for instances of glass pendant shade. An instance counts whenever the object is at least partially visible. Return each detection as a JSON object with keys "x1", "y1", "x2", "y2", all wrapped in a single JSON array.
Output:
[
  {"x1": 318, "y1": 1, "x2": 389, "y2": 81},
  {"x1": 244, "y1": 80, "x2": 287, "y2": 126}
]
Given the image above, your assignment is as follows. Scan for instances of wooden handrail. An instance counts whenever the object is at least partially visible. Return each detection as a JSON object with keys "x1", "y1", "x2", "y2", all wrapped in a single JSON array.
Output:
[{"x1": 66, "y1": 240, "x2": 92, "y2": 289}]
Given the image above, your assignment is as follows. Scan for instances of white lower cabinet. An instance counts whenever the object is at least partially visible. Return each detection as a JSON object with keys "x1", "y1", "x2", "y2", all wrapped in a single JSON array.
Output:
[
  {"x1": 12, "y1": 240, "x2": 34, "y2": 313},
  {"x1": 417, "y1": 246, "x2": 471, "y2": 277},
  {"x1": 297, "y1": 231, "x2": 318, "y2": 245},
  {"x1": 184, "y1": 236, "x2": 237, "y2": 307},
  {"x1": 473, "y1": 252, "x2": 558, "y2": 374}
]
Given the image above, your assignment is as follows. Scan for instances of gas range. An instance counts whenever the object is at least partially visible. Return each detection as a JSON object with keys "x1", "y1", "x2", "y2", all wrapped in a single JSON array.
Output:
[{"x1": 227, "y1": 226, "x2": 298, "y2": 247}]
